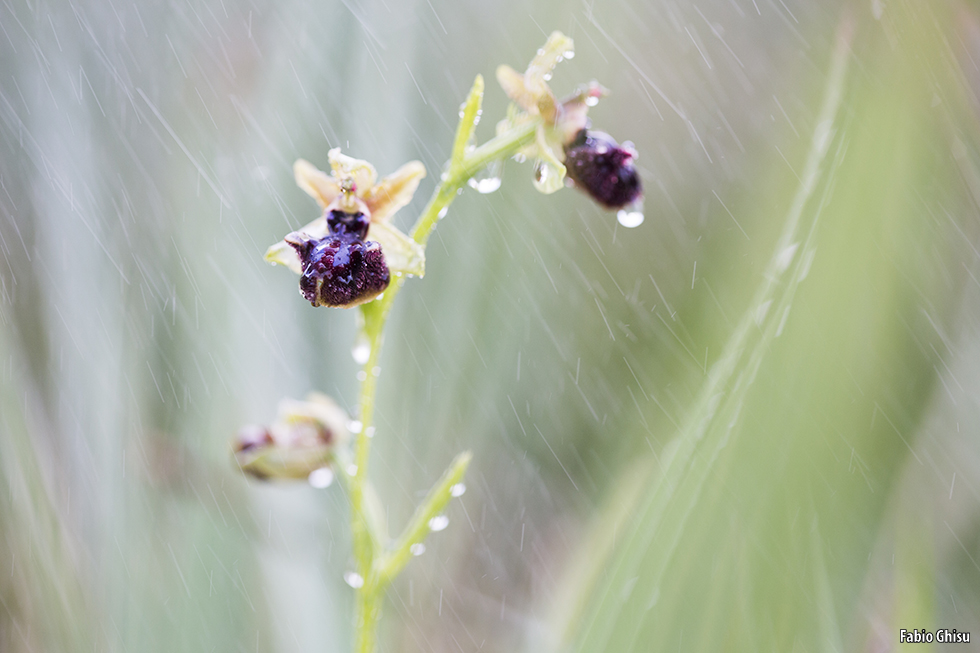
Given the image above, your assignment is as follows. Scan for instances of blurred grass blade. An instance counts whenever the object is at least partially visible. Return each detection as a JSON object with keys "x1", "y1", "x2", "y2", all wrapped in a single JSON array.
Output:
[{"x1": 558, "y1": 7, "x2": 978, "y2": 652}]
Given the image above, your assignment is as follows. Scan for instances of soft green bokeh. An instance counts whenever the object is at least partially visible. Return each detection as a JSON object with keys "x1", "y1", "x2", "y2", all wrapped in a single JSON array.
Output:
[{"x1": 1, "y1": 1, "x2": 979, "y2": 652}]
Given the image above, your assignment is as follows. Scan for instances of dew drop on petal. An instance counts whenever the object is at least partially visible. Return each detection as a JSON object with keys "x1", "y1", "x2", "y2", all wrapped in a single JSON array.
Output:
[
  {"x1": 344, "y1": 571, "x2": 364, "y2": 588},
  {"x1": 410, "y1": 543, "x2": 426, "y2": 556},
  {"x1": 563, "y1": 50, "x2": 575, "y2": 59},
  {"x1": 438, "y1": 206, "x2": 449, "y2": 219},
  {"x1": 543, "y1": 72, "x2": 552, "y2": 81},
  {"x1": 428, "y1": 515, "x2": 449, "y2": 532},
  {"x1": 533, "y1": 159, "x2": 565, "y2": 194},
  {"x1": 347, "y1": 464, "x2": 358, "y2": 477},
  {"x1": 585, "y1": 95, "x2": 599, "y2": 107},
  {"x1": 365, "y1": 426, "x2": 375, "y2": 438},
  {"x1": 512, "y1": 152, "x2": 527, "y2": 164},
  {"x1": 450, "y1": 483, "x2": 466, "y2": 497},
  {"x1": 348, "y1": 420, "x2": 363, "y2": 434},
  {"x1": 308, "y1": 467, "x2": 334, "y2": 488},
  {"x1": 357, "y1": 370, "x2": 367, "y2": 381}
]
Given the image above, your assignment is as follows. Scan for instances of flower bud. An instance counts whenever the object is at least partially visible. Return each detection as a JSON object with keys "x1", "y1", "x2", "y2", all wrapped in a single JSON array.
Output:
[
  {"x1": 233, "y1": 393, "x2": 351, "y2": 481},
  {"x1": 563, "y1": 129, "x2": 642, "y2": 209}
]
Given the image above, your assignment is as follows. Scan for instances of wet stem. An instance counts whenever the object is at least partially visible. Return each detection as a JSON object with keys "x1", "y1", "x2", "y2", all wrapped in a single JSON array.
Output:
[{"x1": 347, "y1": 75, "x2": 539, "y2": 653}]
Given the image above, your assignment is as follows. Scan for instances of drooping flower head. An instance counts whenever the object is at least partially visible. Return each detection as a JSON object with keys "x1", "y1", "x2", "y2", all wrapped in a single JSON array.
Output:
[
  {"x1": 496, "y1": 31, "x2": 642, "y2": 209},
  {"x1": 265, "y1": 149, "x2": 427, "y2": 308},
  {"x1": 233, "y1": 393, "x2": 351, "y2": 480}
]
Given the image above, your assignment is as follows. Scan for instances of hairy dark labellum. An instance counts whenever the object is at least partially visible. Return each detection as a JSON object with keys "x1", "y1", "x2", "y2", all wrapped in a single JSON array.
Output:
[
  {"x1": 287, "y1": 210, "x2": 390, "y2": 308},
  {"x1": 563, "y1": 129, "x2": 642, "y2": 209}
]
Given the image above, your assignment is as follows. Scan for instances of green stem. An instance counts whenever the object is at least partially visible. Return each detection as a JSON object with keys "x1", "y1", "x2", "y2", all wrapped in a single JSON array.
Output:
[
  {"x1": 346, "y1": 79, "x2": 541, "y2": 653},
  {"x1": 353, "y1": 583, "x2": 382, "y2": 653}
]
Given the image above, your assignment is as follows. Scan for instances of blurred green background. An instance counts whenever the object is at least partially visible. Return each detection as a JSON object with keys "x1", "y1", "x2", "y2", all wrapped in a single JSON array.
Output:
[{"x1": 2, "y1": 0, "x2": 980, "y2": 651}]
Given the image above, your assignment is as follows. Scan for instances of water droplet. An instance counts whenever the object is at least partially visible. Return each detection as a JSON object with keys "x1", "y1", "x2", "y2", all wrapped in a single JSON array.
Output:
[
  {"x1": 351, "y1": 339, "x2": 371, "y2": 365},
  {"x1": 512, "y1": 152, "x2": 527, "y2": 164},
  {"x1": 371, "y1": 366, "x2": 381, "y2": 377},
  {"x1": 467, "y1": 159, "x2": 503, "y2": 194},
  {"x1": 356, "y1": 370, "x2": 367, "y2": 381},
  {"x1": 410, "y1": 543, "x2": 426, "y2": 556},
  {"x1": 308, "y1": 467, "x2": 334, "y2": 488},
  {"x1": 365, "y1": 426, "x2": 375, "y2": 438},
  {"x1": 438, "y1": 206, "x2": 449, "y2": 219},
  {"x1": 563, "y1": 50, "x2": 575, "y2": 59},
  {"x1": 532, "y1": 160, "x2": 563, "y2": 193},
  {"x1": 348, "y1": 420, "x2": 363, "y2": 434},
  {"x1": 344, "y1": 571, "x2": 364, "y2": 588},
  {"x1": 617, "y1": 209, "x2": 644, "y2": 228},
  {"x1": 585, "y1": 95, "x2": 599, "y2": 107},
  {"x1": 542, "y1": 72, "x2": 552, "y2": 81},
  {"x1": 450, "y1": 483, "x2": 466, "y2": 497},
  {"x1": 428, "y1": 515, "x2": 449, "y2": 532},
  {"x1": 536, "y1": 48, "x2": 545, "y2": 55},
  {"x1": 616, "y1": 199, "x2": 645, "y2": 228},
  {"x1": 347, "y1": 464, "x2": 358, "y2": 477}
]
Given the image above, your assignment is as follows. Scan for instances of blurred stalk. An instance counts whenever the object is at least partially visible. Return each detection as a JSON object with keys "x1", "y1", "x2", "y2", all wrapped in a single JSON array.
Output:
[{"x1": 0, "y1": 329, "x2": 95, "y2": 652}]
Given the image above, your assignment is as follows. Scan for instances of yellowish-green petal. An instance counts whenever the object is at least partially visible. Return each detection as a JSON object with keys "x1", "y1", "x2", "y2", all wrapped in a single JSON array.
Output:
[
  {"x1": 264, "y1": 216, "x2": 328, "y2": 274},
  {"x1": 364, "y1": 160, "x2": 426, "y2": 223},
  {"x1": 368, "y1": 221, "x2": 425, "y2": 278},
  {"x1": 294, "y1": 159, "x2": 341, "y2": 208},
  {"x1": 531, "y1": 127, "x2": 567, "y2": 194}
]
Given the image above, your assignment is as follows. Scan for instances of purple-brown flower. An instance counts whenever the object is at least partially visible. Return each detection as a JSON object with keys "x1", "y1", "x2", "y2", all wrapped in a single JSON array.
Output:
[
  {"x1": 563, "y1": 130, "x2": 642, "y2": 209},
  {"x1": 496, "y1": 31, "x2": 643, "y2": 210},
  {"x1": 265, "y1": 149, "x2": 426, "y2": 308}
]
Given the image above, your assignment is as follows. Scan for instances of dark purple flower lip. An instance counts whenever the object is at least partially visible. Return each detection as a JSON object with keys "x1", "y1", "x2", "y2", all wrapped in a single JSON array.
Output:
[
  {"x1": 286, "y1": 209, "x2": 391, "y2": 308},
  {"x1": 563, "y1": 129, "x2": 642, "y2": 209}
]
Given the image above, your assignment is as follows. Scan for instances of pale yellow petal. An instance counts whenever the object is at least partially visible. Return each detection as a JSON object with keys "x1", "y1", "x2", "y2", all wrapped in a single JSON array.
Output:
[
  {"x1": 264, "y1": 216, "x2": 328, "y2": 274},
  {"x1": 264, "y1": 240, "x2": 302, "y2": 274},
  {"x1": 363, "y1": 160, "x2": 426, "y2": 222},
  {"x1": 368, "y1": 221, "x2": 425, "y2": 278},
  {"x1": 496, "y1": 65, "x2": 538, "y2": 113},
  {"x1": 328, "y1": 148, "x2": 378, "y2": 195},
  {"x1": 294, "y1": 159, "x2": 341, "y2": 208},
  {"x1": 526, "y1": 31, "x2": 574, "y2": 83}
]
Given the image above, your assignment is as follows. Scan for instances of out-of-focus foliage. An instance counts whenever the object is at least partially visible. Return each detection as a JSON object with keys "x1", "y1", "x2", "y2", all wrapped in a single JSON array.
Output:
[{"x1": 1, "y1": 1, "x2": 979, "y2": 652}]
